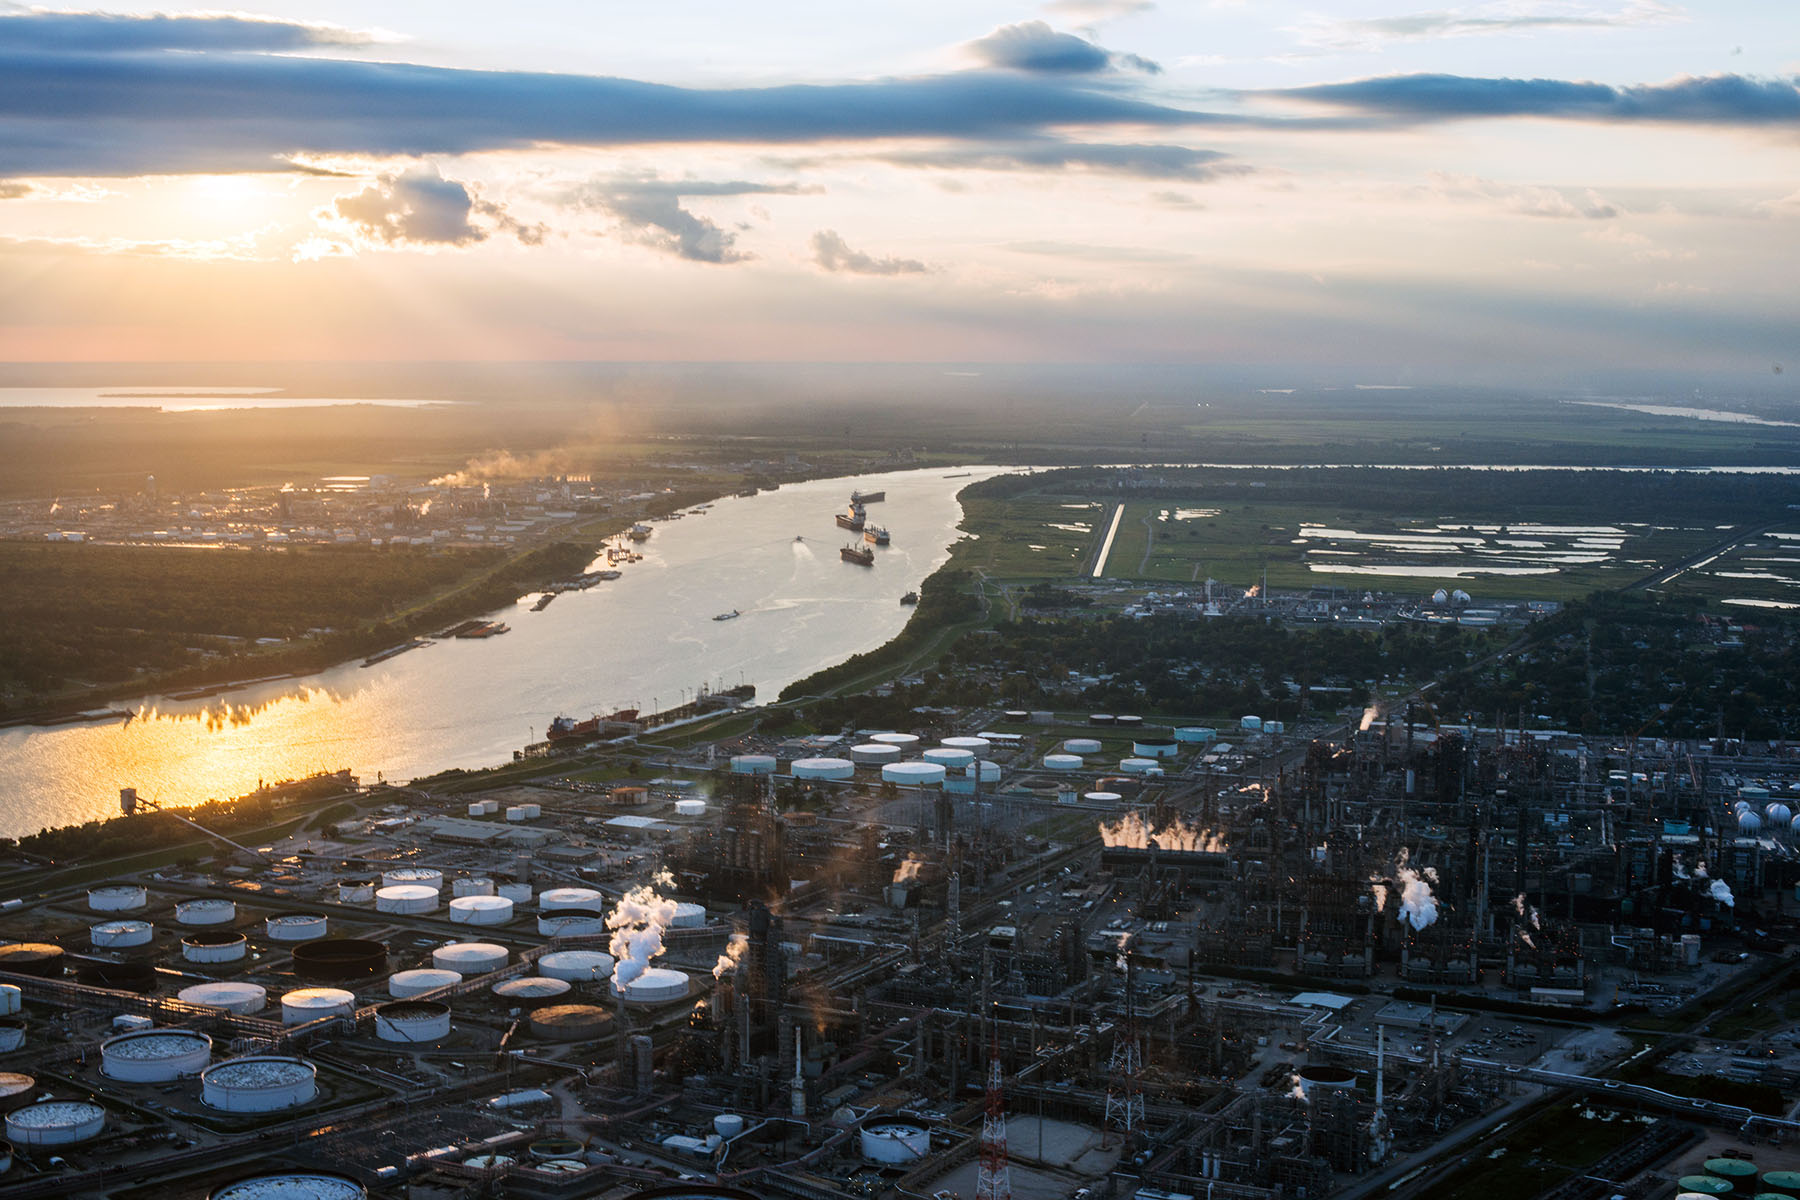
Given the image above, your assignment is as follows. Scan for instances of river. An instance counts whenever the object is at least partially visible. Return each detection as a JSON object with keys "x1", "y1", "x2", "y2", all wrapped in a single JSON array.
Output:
[{"x1": 0, "y1": 467, "x2": 1002, "y2": 839}]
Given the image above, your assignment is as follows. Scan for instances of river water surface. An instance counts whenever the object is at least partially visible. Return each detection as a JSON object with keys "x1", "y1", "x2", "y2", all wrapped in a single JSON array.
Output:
[{"x1": 0, "y1": 467, "x2": 1001, "y2": 838}]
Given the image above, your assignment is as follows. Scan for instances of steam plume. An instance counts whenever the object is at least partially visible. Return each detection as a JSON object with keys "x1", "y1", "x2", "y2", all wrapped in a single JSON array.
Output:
[
  {"x1": 431, "y1": 446, "x2": 584, "y2": 487},
  {"x1": 892, "y1": 854, "x2": 924, "y2": 884},
  {"x1": 1099, "y1": 810, "x2": 1226, "y2": 852},
  {"x1": 1390, "y1": 848, "x2": 1439, "y2": 931},
  {"x1": 606, "y1": 883, "x2": 679, "y2": 990},
  {"x1": 712, "y1": 932, "x2": 748, "y2": 979}
]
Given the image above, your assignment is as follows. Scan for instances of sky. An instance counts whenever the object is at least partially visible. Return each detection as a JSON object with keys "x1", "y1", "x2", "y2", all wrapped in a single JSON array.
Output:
[{"x1": 0, "y1": 0, "x2": 1795, "y2": 374}]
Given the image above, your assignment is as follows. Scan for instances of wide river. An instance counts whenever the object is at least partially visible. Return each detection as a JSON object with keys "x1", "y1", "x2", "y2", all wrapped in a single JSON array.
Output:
[{"x1": 0, "y1": 467, "x2": 1003, "y2": 839}]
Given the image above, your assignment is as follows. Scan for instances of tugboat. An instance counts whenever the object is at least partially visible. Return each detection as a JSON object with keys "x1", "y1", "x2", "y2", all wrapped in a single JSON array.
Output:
[
  {"x1": 713, "y1": 610, "x2": 741, "y2": 621},
  {"x1": 900, "y1": 591, "x2": 919, "y2": 605},
  {"x1": 841, "y1": 544, "x2": 875, "y2": 566},
  {"x1": 864, "y1": 526, "x2": 890, "y2": 546}
]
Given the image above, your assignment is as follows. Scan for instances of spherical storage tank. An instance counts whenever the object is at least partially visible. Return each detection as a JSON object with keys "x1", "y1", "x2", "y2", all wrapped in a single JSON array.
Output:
[
  {"x1": 6, "y1": 1101, "x2": 105, "y2": 1146},
  {"x1": 1042, "y1": 754, "x2": 1083, "y2": 772},
  {"x1": 266, "y1": 913, "x2": 329, "y2": 942},
  {"x1": 88, "y1": 884, "x2": 146, "y2": 912},
  {"x1": 183, "y1": 931, "x2": 248, "y2": 964},
  {"x1": 529, "y1": 1004, "x2": 611, "y2": 1041},
  {"x1": 376, "y1": 885, "x2": 438, "y2": 914},
  {"x1": 851, "y1": 743, "x2": 903, "y2": 766},
  {"x1": 1767, "y1": 803, "x2": 1793, "y2": 826},
  {"x1": 941, "y1": 736, "x2": 992, "y2": 755},
  {"x1": 1132, "y1": 738, "x2": 1179, "y2": 759},
  {"x1": 380, "y1": 867, "x2": 442, "y2": 890},
  {"x1": 493, "y1": 977, "x2": 573, "y2": 1008},
  {"x1": 202, "y1": 1057, "x2": 317, "y2": 1112},
  {"x1": 610, "y1": 967, "x2": 689, "y2": 1004},
  {"x1": 883, "y1": 761, "x2": 946, "y2": 786},
  {"x1": 434, "y1": 942, "x2": 509, "y2": 975},
  {"x1": 1063, "y1": 738, "x2": 1102, "y2": 755},
  {"x1": 922, "y1": 747, "x2": 975, "y2": 770},
  {"x1": 538, "y1": 950, "x2": 615, "y2": 982},
  {"x1": 178, "y1": 982, "x2": 266, "y2": 1015},
  {"x1": 101, "y1": 1030, "x2": 213, "y2": 1081},
  {"x1": 374, "y1": 1001, "x2": 451, "y2": 1043},
  {"x1": 176, "y1": 898, "x2": 236, "y2": 927},
  {"x1": 1739, "y1": 811, "x2": 1764, "y2": 832},
  {"x1": 539, "y1": 887, "x2": 605, "y2": 911},
  {"x1": 671, "y1": 902, "x2": 707, "y2": 928},
  {"x1": 861, "y1": 1115, "x2": 932, "y2": 1164},
  {"x1": 281, "y1": 988, "x2": 355, "y2": 1025},
  {"x1": 91, "y1": 919, "x2": 154, "y2": 948},
  {"x1": 209, "y1": 1172, "x2": 367, "y2": 1200},
  {"x1": 452, "y1": 877, "x2": 494, "y2": 898},
  {"x1": 450, "y1": 896, "x2": 514, "y2": 926},
  {"x1": 389, "y1": 968, "x2": 461, "y2": 998},
  {"x1": 291, "y1": 939, "x2": 386, "y2": 981},
  {"x1": 730, "y1": 754, "x2": 777, "y2": 775},
  {"x1": 792, "y1": 757, "x2": 855, "y2": 782}
]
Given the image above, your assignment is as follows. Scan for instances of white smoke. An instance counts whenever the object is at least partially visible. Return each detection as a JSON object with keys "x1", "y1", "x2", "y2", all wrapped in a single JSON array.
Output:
[
  {"x1": 1512, "y1": 893, "x2": 1526, "y2": 917},
  {"x1": 892, "y1": 854, "x2": 923, "y2": 884},
  {"x1": 606, "y1": 883, "x2": 679, "y2": 991},
  {"x1": 1370, "y1": 882, "x2": 1389, "y2": 911},
  {"x1": 1391, "y1": 848, "x2": 1439, "y2": 932},
  {"x1": 1709, "y1": 879, "x2": 1735, "y2": 907},
  {"x1": 652, "y1": 866, "x2": 675, "y2": 889},
  {"x1": 712, "y1": 933, "x2": 748, "y2": 980},
  {"x1": 1098, "y1": 810, "x2": 1226, "y2": 853},
  {"x1": 1671, "y1": 854, "x2": 1689, "y2": 880},
  {"x1": 1359, "y1": 704, "x2": 1381, "y2": 733}
]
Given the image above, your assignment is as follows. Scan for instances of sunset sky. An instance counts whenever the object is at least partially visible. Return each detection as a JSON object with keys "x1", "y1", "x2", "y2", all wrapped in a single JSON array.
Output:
[{"x1": 0, "y1": 1, "x2": 1794, "y2": 371}]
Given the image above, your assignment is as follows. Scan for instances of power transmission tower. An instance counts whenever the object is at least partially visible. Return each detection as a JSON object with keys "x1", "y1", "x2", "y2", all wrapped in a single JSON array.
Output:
[
  {"x1": 975, "y1": 998, "x2": 1012, "y2": 1200},
  {"x1": 1104, "y1": 953, "x2": 1144, "y2": 1139}
]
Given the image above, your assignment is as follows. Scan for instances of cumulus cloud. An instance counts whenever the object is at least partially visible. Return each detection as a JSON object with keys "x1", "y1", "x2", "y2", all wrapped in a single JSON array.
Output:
[
  {"x1": 1295, "y1": 2, "x2": 1683, "y2": 48},
  {"x1": 966, "y1": 20, "x2": 1160, "y2": 74},
  {"x1": 877, "y1": 139, "x2": 1238, "y2": 179},
  {"x1": 0, "y1": 10, "x2": 376, "y2": 54},
  {"x1": 329, "y1": 166, "x2": 542, "y2": 248},
  {"x1": 564, "y1": 177, "x2": 811, "y2": 264},
  {"x1": 1428, "y1": 172, "x2": 1619, "y2": 218},
  {"x1": 1272, "y1": 72, "x2": 1800, "y2": 126},
  {"x1": 811, "y1": 230, "x2": 927, "y2": 275}
]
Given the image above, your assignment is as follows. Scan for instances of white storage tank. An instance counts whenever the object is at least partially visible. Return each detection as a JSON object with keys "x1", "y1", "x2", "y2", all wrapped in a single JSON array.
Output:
[
  {"x1": 671, "y1": 902, "x2": 707, "y2": 929},
  {"x1": 481, "y1": 800, "x2": 501, "y2": 816},
  {"x1": 0, "y1": 986, "x2": 18, "y2": 1017},
  {"x1": 337, "y1": 880, "x2": 376, "y2": 905},
  {"x1": 91, "y1": 919, "x2": 153, "y2": 948},
  {"x1": 374, "y1": 1001, "x2": 451, "y2": 1043},
  {"x1": 0, "y1": 1025, "x2": 22, "y2": 1053},
  {"x1": 539, "y1": 911, "x2": 607, "y2": 937},
  {"x1": 869, "y1": 732, "x2": 919, "y2": 747},
  {"x1": 941, "y1": 735, "x2": 993, "y2": 755},
  {"x1": 882, "y1": 761, "x2": 946, "y2": 786},
  {"x1": 861, "y1": 1115, "x2": 932, "y2": 1164},
  {"x1": 714, "y1": 1113, "x2": 746, "y2": 1138},
  {"x1": 730, "y1": 754, "x2": 777, "y2": 775},
  {"x1": 182, "y1": 931, "x2": 248, "y2": 964},
  {"x1": 178, "y1": 982, "x2": 266, "y2": 1015},
  {"x1": 433, "y1": 942, "x2": 509, "y2": 975},
  {"x1": 202, "y1": 1056, "x2": 318, "y2": 1112},
  {"x1": 6, "y1": 1100, "x2": 105, "y2": 1146},
  {"x1": 792, "y1": 757, "x2": 855, "y2": 781},
  {"x1": 210, "y1": 1173, "x2": 366, "y2": 1200},
  {"x1": 506, "y1": 806, "x2": 528, "y2": 823},
  {"x1": 1132, "y1": 739, "x2": 1180, "y2": 759},
  {"x1": 449, "y1": 895, "x2": 514, "y2": 926},
  {"x1": 452, "y1": 877, "x2": 495, "y2": 898},
  {"x1": 943, "y1": 761, "x2": 1002, "y2": 795},
  {"x1": 539, "y1": 887, "x2": 605, "y2": 911},
  {"x1": 100, "y1": 1030, "x2": 212, "y2": 1082},
  {"x1": 609, "y1": 967, "x2": 689, "y2": 1005},
  {"x1": 266, "y1": 913, "x2": 330, "y2": 942},
  {"x1": 1062, "y1": 738, "x2": 1102, "y2": 755},
  {"x1": 538, "y1": 950, "x2": 615, "y2": 982},
  {"x1": 492, "y1": 977, "x2": 573, "y2": 1006},
  {"x1": 176, "y1": 898, "x2": 237, "y2": 927},
  {"x1": 380, "y1": 867, "x2": 442, "y2": 890},
  {"x1": 674, "y1": 799, "x2": 707, "y2": 817},
  {"x1": 389, "y1": 968, "x2": 462, "y2": 998},
  {"x1": 922, "y1": 747, "x2": 975, "y2": 770},
  {"x1": 498, "y1": 882, "x2": 534, "y2": 905},
  {"x1": 467, "y1": 802, "x2": 486, "y2": 818},
  {"x1": 1265, "y1": 720, "x2": 1285, "y2": 735},
  {"x1": 1239, "y1": 715, "x2": 1263, "y2": 732},
  {"x1": 376, "y1": 885, "x2": 439, "y2": 915},
  {"x1": 281, "y1": 987, "x2": 355, "y2": 1025},
  {"x1": 1042, "y1": 754, "x2": 1083, "y2": 771},
  {"x1": 1085, "y1": 791, "x2": 1124, "y2": 805},
  {"x1": 1119, "y1": 757, "x2": 1159, "y2": 775},
  {"x1": 850, "y1": 743, "x2": 903, "y2": 766},
  {"x1": 88, "y1": 885, "x2": 147, "y2": 912},
  {"x1": 1175, "y1": 726, "x2": 1217, "y2": 744},
  {"x1": 521, "y1": 803, "x2": 541, "y2": 819},
  {"x1": 1681, "y1": 934, "x2": 1702, "y2": 966}
]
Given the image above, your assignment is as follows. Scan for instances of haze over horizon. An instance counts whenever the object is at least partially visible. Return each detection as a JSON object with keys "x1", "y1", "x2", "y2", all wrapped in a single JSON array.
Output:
[{"x1": 1, "y1": 0, "x2": 1795, "y2": 378}]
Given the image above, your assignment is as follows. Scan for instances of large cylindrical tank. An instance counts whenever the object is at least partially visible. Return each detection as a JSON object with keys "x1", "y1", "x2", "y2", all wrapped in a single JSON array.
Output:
[
  {"x1": 433, "y1": 942, "x2": 508, "y2": 975},
  {"x1": 77, "y1": 959, "x2": 154, "y2": 991},
  {"x1": 101, "y1": 1030, "x2": 212, "y2": 1082},
  {"x1": 1062, "y1": 738, "x2": 1102, "y2": 755},
  {"x1": 505, "y1": 806, "x2": 528, "y2": 823},
  {"x1": 266, "y1": 913, "x2": 329, "y2": 943},
  {"x1": 922, "y1": 747, "x2": 975, "y2": 770},
  {"x1": 1676, "y1": 1177, "x2": 1735, "y2": 1196},
  {"x1": 492, "y1": 977, "x2": 573, "y2": 1008},
  {"x1": 201, "y1": 1057, "x2": 317, "y2": 1112},
  {"x1": 210, "y1": 1173, "x2": 367, "y2": 1200},
  {"x1": 450, "y1": 896, "x2": 514, "y2": 926},
  {"x1": 177, "y1": 982, "x2": 266, "y2": 1015},
  {"x1": 87, "y1": 885, "x2": 146, "y2": 912},
  {"x1": 1706, "y1": 1160, "x2": 1759, "y2": 1182},
  {"x1": 521, "y1": 803, "x2": 541, "y2": 819},
  {"x1": 1132, "y1": 738, "x2": 1179, "y2": 758},
  {"x1": 1116, "y1": 715, "x2": 1143, "y2": 729},
  {"x1": 1174, "y1": 726, "x2": 1217, "y2": 744},
  {"x1": 850, "y1": 744, "x2": 902, "y2": 765},
  {"x1": 1295, "y1": 1065, "x2": 1357, "y2": 1100},
  {"x1": 869, "y1": 732, "x2": 920, "y2": 747},
  {"x1": 379, "y1": 867, "x2": 442, "y2": 891},
  {"x1": 674, "y1": 799, "x2": 707, "y2": 818},
  {"x1": 498, "y1": 882, "x2": 534, "y2": 905},
  {"x1": 0, "y1": 988, "x2": 17, "y2": 1017},
  {"x1": 1085, "y1": 791, "x2": 1123, "y2": 805},
  {"x1": 538, "y1": 950, "x2": 615, "y2": 982},
  {"x1": 941, "y1": 735, "x2": 993, "y2": 755},
  {"x1": 388, "y1": 969, "x2": 462, "y2": 998},
  {"x1": 1088, "y1": 714, "x2": 1115, "y2": 726},
  {"x1": 6, "y1": 1101, "x2": 105, "y2": 1146},
  {"x1": 1239, "y1": 715, "x2": 1263, "y2": 732},
  {"x1": 730, "y1": 754, "x2": 777, "y2": 775},
  {"x1": 529, "y1": 1003, "x2": 611, "y2": 1041},
  {"x1": 538, "y1": 887, "x2": 605, "y2": 911},
  {"x1": 1681, "y1": 934, "x2": 1702, "y2": 966},
  {"x1": 882, "y1": 761, "x2": 946, "y2": 786},
  {"x1": 376, "y1": 885, "x2": 439, "y2": 914},
  {"x1": 539, "y1": 910, "x2": 607, "y2": 937},
  {"x1": 0, "y1": 945, "x2": 61, "y2": 977},
  {"x1": 182, "y1": 931, "x2": 247, "y2": 964},
  {"x1": 291, "y1": 939, "x2": 386, "y2": 981},
  {"x1": 671, "y1": 902, "x2": 707, "y2": 929},
  {"x1": 91, "y1": 919, "x2": 154, "y2": 948},
  {"x1": 792, "y1": 757, "x2": 855, "y2": 781},
  {"x1": 374, "y1": 1001, "x2": 451, "y2": 1043},
  {"x1": 1118, "y1": 757, "x2": 1159, "y2": 775},
  {"x1": 175, "y1": 898, "x2": 236, "y2": 927},
  {"x1": 0, "y1": 1023, "x2": 22, "y2": 1053},
  {"x1": 281, "y1": 987, "x2": 355, "y2": 1025},
  {"x1": 452, "y1": 877, "x2": 495, "y2": 898},
  {"x1": 715, "y1": 1113, "x2": 746, "y2": 1138},
  {"x1": 860, "y1": 1115, "x2": 932, "y2": 1164},
  {"x1": 1042, "y1": 754, "x2": 1083, "y2": 771},
  {"x1": 337, "y1": 880, "x2": 376, "y2": 905},
  {"x1": 0, "y1": 1074, "x2": 33, "y2": 1111},
  {"x1": 609, "y1": 967, "x2": 689, "y2": 1005}
]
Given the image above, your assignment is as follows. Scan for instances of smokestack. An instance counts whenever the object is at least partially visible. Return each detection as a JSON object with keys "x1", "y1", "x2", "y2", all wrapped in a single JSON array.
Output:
[
  {"x1": 1375, "y1": 1026, "x2": 1384, "y2": 1110},
  {"x1": 790, "y1": 1038, "x2": 807, "y2": 1116}
]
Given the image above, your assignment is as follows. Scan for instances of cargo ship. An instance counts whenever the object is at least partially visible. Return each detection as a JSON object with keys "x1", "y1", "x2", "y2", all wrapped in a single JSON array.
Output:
[
  {"x1": 841, "y1": 544, "x2": 875, "y2": 566},
  {"x1": 864, "y1": 526, "x2": 889, "y2": 546},
  {"x1": 627, "y1": 523, "x2": 653, "y2": 541},
  {"x1": 851, "y1": 489, "x2": 885, "y2": 504},
  {"x1": 547, "y1": 714, "x2": 601, "y2": 743},
  {"x1": 835, "y1": 503, "x2": 866, "y2": 531}
]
